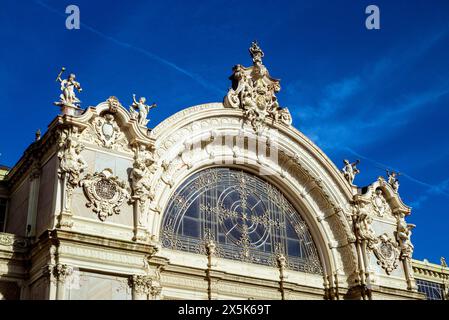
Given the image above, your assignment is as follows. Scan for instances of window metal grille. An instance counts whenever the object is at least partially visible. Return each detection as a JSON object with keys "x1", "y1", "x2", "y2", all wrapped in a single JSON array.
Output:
[
  {"x1": 161, "y1": 168, "x2": 323, "y2": 274},
  {"x1": 416, "y1": 279, "x2": 445, "y2": 300}
]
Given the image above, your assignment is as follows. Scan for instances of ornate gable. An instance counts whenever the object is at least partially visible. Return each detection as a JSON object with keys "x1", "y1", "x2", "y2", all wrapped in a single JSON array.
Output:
[{"x1": 224, "y1": 42, "x2": 292, "y2": 132}]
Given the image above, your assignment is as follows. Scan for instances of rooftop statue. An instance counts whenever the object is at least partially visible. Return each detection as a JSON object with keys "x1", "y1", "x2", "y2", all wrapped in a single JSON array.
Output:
[
  {"x1": 224, "y1": 41, "x2": 292, "y2": 132},
  {"x1": 129, "y1": 94, "x2": 156, "y2": 127},
  {"x1": 441, "y1": 257, "x2": 448, "y2": 268},
  {"x1": 386, "y1": 169, "x2": 400, "y2": 192},
  {"x1": 54, "y1": 67, "x2": 82, "y2": 109},
  {"x1": 342, "y1": 159, "x2": 360, "y2": 185}
]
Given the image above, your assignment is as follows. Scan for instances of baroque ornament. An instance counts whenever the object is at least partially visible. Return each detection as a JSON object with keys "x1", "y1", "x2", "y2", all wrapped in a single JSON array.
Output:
[
  {"x1": 371, "y1": 188, "x2": 391, "y2": 217},
  {"x1": 354, "y1": 205, "x2": 377, "y2": 248},
  {"x1": 396, "y1": 215, "x2": 415, "y2": 260},
  {"x1": 386, "y1": 169, "x2": 400, "y2": 192},
  {"x1": 130, "y1": 145, "x2": 156, "y2": 226},
  {"x1": 80, "y1": 168, "x2": 130, "y2": 221},
  {"x1": 57, "y1": 128, "x2": 87, "y2": 211},
  {"x1": 54, "y1": 67, "x2": 82, "y2": 109},
  {"x1": 93, "y1": 113, "x2": 129, "y2": 150},
  {"x1": 224, "y1": 41, "x2": 292, "y2": 132},
  {"x1": 373, "y1": 234, "x2": 400, "y2": 274},
  {"x1": 341, "y1": 159, "x2": 360, "y2": 185},
  {"x1": 107, "y1": 96, "x2": 122, "y2": 113},
  {"x1": 129, "y1": 94, "x2": 156, "y2": 126}
]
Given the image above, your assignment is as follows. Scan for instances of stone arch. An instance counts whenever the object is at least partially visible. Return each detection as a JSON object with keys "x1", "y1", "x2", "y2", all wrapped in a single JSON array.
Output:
[{"x1": 148, "y1": 103, "x2": 359, "y2": 292}]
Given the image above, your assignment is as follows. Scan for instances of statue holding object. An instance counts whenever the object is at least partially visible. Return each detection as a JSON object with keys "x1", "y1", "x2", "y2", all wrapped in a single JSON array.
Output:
[
  {"x1": 54, "y1": 67, "x2": 83, "y2": 109},
  {"x1": 129, "y1": 94, "x2": 156, "y2": 127},
  {"x1": 342, "y1": 159, "x2": 360, "y2": 185},
  {"x1": 386, "y1": 169, "x2": 400, "y2": 192}
]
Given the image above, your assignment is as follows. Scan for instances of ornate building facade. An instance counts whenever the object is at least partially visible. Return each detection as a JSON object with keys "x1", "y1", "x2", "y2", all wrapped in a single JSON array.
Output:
[{"x1": 0, "y1": 43, "x2": 447, "y2": 300}]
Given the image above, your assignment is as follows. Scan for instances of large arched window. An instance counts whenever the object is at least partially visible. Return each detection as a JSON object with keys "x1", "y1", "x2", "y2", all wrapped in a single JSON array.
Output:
[{"x1": 161, "y1": 168, "x2": 323, "y2": 274}]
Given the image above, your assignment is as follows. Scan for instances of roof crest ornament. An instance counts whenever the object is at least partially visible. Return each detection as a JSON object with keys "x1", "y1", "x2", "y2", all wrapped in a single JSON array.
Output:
[{"x1": 224, "y1": 42, "x2": 292, "y2": 132}]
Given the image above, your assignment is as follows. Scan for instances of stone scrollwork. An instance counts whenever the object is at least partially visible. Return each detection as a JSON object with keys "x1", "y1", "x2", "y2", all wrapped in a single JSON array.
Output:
[
  {"x1": 371, "y1": 188, "x2": 392, "y2": 217},
  {"x1": 129, "y1": 274, "x2": 162, "y2": 299},
  {"x1": 93, "y1": 113, "x2": 129, "y2": 151},
  {"x1": 53, "y1": 263, "x2": 74, "y2": 282},
  {"x1": 80, "y1": 168, "x2": 130, "y2": 221},
  {"x1": 373, "y1": 234, "x2": 400, "y2": 275},
  {"x1": 129, "y1": 275, "x2": 153, "y2": 295},
  {"x1": 224, "y1": 41, "x2": 292, "y2": 132}
]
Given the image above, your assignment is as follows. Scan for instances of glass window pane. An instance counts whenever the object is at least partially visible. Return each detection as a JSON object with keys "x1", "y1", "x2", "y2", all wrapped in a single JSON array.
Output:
[{"x1": 161, "y1": 168, "x2": 323, "y2": 274}]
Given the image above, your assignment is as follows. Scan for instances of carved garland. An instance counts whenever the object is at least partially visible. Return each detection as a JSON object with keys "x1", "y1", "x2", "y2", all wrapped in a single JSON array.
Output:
[{"x1": 80, "y1": 168, "x2": 130, "y2": 221}]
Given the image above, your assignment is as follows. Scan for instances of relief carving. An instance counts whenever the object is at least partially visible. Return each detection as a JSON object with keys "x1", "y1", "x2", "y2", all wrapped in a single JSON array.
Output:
[
  {"x1": 372, "y1": 234, "x2": 400, "y2": 274},
  {"x1": 354, "y1": 204, "x2": 377, "y2": 248},
  {"x1": 130, "y1": 145, "x2": 156, "y2": 226},
  {"x1": 57, "y1": 127, "x2": 88, "y2": 214},
  {"x1": 396, "y1": 214, "x2": 415, "y2": 260},
  {"x1": 80, "y1": 168, "x2": 130, "y2": 221},
  {"x1": 371, "y1": 188, "x2": 392, "y2": 217},
  {"x1": 224, "y1": 42, "x2": 292, "y2": 132},
  {"x1": 93, "y1": 114, "x2": 130, "y2": 152}
]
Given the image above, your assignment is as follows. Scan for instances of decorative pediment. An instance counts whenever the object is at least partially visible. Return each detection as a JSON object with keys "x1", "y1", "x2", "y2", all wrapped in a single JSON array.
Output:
[
  {"x1": 224, "y1": 42, "x2": 292, "y2": 132},
  {"x1": 73, "y1": 97, "x2": 155, "y2": 154},
  {"x1": 354, "y1": 177, "x2": 411, "y2": 218}
]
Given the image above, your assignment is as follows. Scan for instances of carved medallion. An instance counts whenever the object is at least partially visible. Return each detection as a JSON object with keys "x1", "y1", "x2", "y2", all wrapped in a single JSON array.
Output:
[
  {"x1": 371, "y1": 188, "x2": 391, "y2": 217},
  {"x1": 80, "y1": 169, "x2": 130, "y2": 221},
  {"x1": 373, "y1": 234, "x2": 400, "y2": 274},
  {"x1": 93, "y1": 114, "x2": 129, "y2": 151}
]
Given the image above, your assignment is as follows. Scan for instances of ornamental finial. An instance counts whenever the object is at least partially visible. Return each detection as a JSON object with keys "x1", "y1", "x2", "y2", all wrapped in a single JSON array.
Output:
[{"x1": 249, "y1": 41, "x2": 264, "y2": 65}]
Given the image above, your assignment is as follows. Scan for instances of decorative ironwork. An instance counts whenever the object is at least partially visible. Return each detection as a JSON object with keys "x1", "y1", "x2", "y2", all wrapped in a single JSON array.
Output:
[
  {"x1": 161, "y1": 168, "x2": 323, "y2": 274},
  {"x1": 416, "y1": 279, "x2": 445, "y2": 300}
]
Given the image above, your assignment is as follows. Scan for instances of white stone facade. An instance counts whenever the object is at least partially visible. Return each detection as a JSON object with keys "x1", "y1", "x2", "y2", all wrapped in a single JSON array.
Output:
[{"x1": 0, "y1": 44, "x2": 446, "y2": 300}]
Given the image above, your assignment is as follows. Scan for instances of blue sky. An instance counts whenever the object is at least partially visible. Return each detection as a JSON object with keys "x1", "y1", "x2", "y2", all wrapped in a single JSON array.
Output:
[{"x1": 0, "y1": 0, "x2": 448, "y2": 264}]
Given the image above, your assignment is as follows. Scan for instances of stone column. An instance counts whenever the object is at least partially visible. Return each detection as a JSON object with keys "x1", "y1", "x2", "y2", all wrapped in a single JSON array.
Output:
[
  {"x1": 42, "y1": 265, "x2": 57, "y2": 300},
  {"x1": 129, "y1": 275, "x2": 152, "y2": 300},
  {"x1": 57, "y1": 174, "x2": 74, "y2": 229},
  {"x1": 132, "y1": 197, "x2": 150, "y2": 243},
  {"x1": 42, "y1": 263, "x2": 73, "y2": 300},
  {"x1": 54, "y1": 263, "x2": 73, "y2": 300},
  {"x1": 26, "y1": 165, "x2": 41, "y2": 237}
]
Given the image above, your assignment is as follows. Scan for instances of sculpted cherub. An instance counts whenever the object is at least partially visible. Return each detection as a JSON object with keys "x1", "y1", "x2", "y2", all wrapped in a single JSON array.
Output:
[
  {"x1": 386, "y1": 169, "x2": 400, "y2": 192},
  {"x1": 129, "y1": 94, "x2": 156, "y2": 126}
]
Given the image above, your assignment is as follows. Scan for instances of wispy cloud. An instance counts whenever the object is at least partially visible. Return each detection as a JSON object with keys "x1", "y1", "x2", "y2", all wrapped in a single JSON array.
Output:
[
  {"x1": 286, "y1": 25, "x2": 449, "y2": 150},
  {"x1": 345, "y1": 147, "x2": 449, "y2": 209},
  {"x1": 409, "y1": 179, "x2": 449, "y2": 209},
  {"x1": 34, "y1": 0, "x2": 223, "y2": 95}
]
